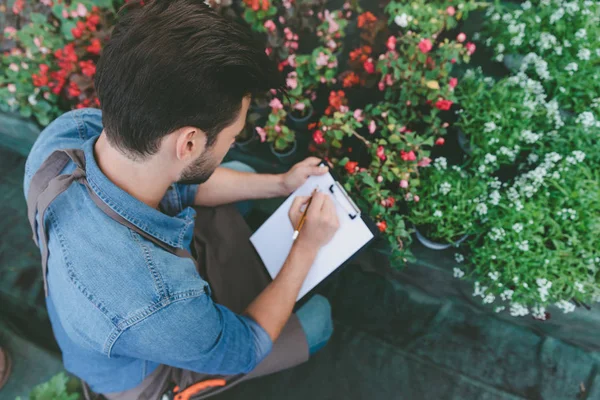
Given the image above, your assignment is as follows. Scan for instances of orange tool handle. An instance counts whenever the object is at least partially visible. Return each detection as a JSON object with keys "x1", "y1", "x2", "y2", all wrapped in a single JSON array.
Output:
[{"x1": 174, "y1": 379, "x2": 227, "y2": 400}]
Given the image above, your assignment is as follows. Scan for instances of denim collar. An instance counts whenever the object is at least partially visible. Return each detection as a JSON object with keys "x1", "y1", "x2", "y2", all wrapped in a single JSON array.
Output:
[{"x1": 82, "y1": 137, "x2": 195, "y2": 250}]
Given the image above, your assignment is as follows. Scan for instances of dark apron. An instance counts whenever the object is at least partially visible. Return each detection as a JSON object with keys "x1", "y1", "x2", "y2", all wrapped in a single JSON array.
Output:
[{"x1": 26, "y1": 149, "x2": 309, "y2": 400}]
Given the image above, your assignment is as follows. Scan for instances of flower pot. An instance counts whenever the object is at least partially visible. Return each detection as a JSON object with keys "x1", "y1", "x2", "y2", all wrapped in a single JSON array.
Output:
[
  {"x1": 414, "y1": 226, "x2": 469, "y2": 251},
  {"x1": 456, "y1": 128, "x2": 473, "y2": 156},
  {"x1": 270, "y1": 140, "x2": 298, "y2": 165},
  {"x1": 234, "y1": 127, "x2": 259, "y2": 153},
  {"x1": 286, "y1": 105, "x2": 313, "y2": 131}
]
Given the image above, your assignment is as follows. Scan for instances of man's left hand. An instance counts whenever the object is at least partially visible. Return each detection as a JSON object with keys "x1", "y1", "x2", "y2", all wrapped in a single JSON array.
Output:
[{"x1": 280, "y1": 157, "x2": 329, "y2": 195}]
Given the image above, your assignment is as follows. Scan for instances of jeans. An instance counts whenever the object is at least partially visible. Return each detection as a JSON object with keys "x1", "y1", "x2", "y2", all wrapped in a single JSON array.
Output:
[{"x1": 222, "y1": 161, "x2": 334, "y2": 355}]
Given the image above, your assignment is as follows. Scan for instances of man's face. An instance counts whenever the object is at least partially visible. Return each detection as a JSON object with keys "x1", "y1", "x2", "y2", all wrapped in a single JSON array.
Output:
[{"x1": 178, "y1": 96, "x2": 250, "y2": 184}]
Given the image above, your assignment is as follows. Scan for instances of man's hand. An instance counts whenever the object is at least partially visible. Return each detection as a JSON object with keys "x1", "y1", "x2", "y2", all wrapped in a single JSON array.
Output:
[
  {"x1": 288, "y1": 192, "x2": 340, "y2": 249},
  {"x1": 280, "y1": 157, "x2": 329, "y2": 195}
]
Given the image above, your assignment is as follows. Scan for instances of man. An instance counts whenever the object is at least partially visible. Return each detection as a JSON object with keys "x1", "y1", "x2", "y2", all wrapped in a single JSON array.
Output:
[{"x1": 23, "y1": 0, "x2": 339, "y2": 398}]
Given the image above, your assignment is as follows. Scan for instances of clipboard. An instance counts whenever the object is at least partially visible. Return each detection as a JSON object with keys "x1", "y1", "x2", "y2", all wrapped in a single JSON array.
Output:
[{"x1": 250, "y1": 160, "x2": 379, "y2": 307}]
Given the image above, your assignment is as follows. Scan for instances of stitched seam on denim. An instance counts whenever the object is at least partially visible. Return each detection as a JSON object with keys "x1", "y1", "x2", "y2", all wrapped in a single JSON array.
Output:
[
  {"x1": 173, "y1": 184, "x2": 183, "y2": 210},
  {"x1": 129, "y1": 229, "x2": 167, "y2": 299},
  {"x1": 178, "y1": 212, "x2": 194, "y2": 246},
  {"x1": 72, "y1": 109, "x2": 87, "y2": 140},
  {"x1": 104, "y1": 289, "x2": 206, "y2": 357},
  {"x1": 48, "y1": 206, "x2": 120, "y2": 328},
  {"x1": 85, "y1": 176, "x2": 183, "y2": 248}
]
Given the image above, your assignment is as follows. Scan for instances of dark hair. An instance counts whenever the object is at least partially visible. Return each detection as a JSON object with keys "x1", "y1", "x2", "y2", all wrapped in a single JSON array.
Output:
[{"x1": 95, "y1": 0, "x2": 283, "y2": 158}]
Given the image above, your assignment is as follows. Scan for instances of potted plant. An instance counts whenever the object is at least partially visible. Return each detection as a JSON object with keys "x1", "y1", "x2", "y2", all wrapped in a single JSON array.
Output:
[
  {"x1": 263, "y1": 97, "x2": 298, "y2": 164},
  {"x1": 407, "y1": 159, "x2": 489, "y2": 249},
  {"x1": 465, "y1": 151, "x2": 599, "y2": 319}
]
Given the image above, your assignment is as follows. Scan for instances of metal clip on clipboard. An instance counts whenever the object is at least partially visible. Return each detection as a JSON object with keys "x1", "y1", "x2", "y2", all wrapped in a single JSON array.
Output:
[{"x1": 329, "y1": 182, "x2": 361, "y2": 220}]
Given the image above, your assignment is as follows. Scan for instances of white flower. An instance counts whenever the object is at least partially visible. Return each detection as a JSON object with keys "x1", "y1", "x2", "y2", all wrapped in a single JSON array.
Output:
[
  {"x1": 555, "y1": 300, "x2": 576, "y2": 314},
  {"x1": 495, "y1": 306, "x2": 506, "y2": 313},
  {"x1": 488, "y1": 271, "x2": 500, "y2": 281},
  {"x1": 483, "y1": 293, "x2": 496, "y2": 304},
  {"x1": 512, "y1": 223, "x2": 523, "y2": 233},
  {"x1": 455, "y1": 253, "x2": 465, "y2": 263},
  {"x1": 575, "y1": 28, "x2": 587, "y2": 40},
  {"x1": 484, "y1": 121, "x2": 497, "y2": 132},
  {"x1": 473, "y1": 281, "x2": 487, "y2": 297},
  {"x1": 538, "y1": 33, "x2": 557, "y2": 51},
  {"x1": 574, "y1": 282, "x2": 585, "y2": 293},
  {"x1": 489, "y1": 227, "x2": 506, "y2": 241},
  {"x1": 577, "y1": 48, "x2": 591, "y2": 61},
  {"x1": 434, "y1": 157, "x2": 447, "y2": 170},
  {"x1": 440, "y1": 182, "x2": 452, "y2": 195},
  {"x1": 550, "y1": 8, "x2": 565, "y2": 24},
  {"x1": 521, "y1": 130, "x2": 541, "y2": 144},
  {"x1": 572, "y1": 150, "x2": 585, "y2": 162},
  {"x1": 394, "y1": 13, "x2": 410, "y2": 28},
  {"x1": 489, "y1": 191, "x2": 501, "y2": 206},
  {"x1": 532, "y1": 305, "x2": 547, "y2": 320},
  {"x1": 513, "y1": 276, "x2": 519, "y2": 284},
  {"x1": 516, "y1": 240, "x2": 529, "y2": 251},
  {"x1": 476, "y1": 203, "x2": 488, "y2": 216},
  {"x1": 564, "y1": 62, "x2": 578, "y2": 75},
  {"x1": 500, "y1": 289, "x2": 514, "y2": 301},
  {"x1": 528, "y1": 153, "x2": 539, "y2": 164},
  {"x1": 557, "y1": 208, "x2": 577, "y2": 221},
  {"x1": 510, "y1": 303, "x2": 529, "y2": 317},
  {"x1": 555, "y1": 46, "x2": 563, "y2": 56},
  {"x1": 484, "y1": 154, "x2": 497, "y2": 164},
  {"x1": 28, "y1": 94, "x2": 37, "y2": 106},
  {"x1": 521, "y1": 1, "x2": 532, "y2": 10},
  {"x1": 453, "y1": 267, "x2": 465, "y2": 278},
  {"x1": 9, "y1": 63, "x2": 19, "y2": 72},
  {"x1": 433, "y1": 210, "x2": 443, "y2": 218},
  {"x1": 536, "y1": 278, "x2": 552, "y2": 302},
  {"x1": 576, "y1": 112, "x2": 600, "y2": 130},
  {"x1": 7, "y1": 84, "x2": 16, "y2": 93}
]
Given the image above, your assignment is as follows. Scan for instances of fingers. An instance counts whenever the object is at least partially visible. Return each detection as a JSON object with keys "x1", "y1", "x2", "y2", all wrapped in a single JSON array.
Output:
[
  {"x1": 300, "y1": 156, "x2": 322, "y2": 167},
  {"x1": 289, "y1": 196, "x2": 310, "y2": 215},
  {"x1": 322, "y1": 194, "x2": 337, "y2": 216},
  {"x1": 307, "y1": 192, "x2": 326, "y2": 219}
]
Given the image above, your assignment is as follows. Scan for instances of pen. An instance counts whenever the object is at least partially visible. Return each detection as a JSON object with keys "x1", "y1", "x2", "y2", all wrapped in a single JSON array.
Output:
[{"x1": 292, "y1": 188, "x2": 317, "y2": 240}]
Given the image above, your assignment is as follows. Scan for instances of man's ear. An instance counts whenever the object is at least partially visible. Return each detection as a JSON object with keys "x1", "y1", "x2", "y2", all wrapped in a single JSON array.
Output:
[{"x1": 174, "y1": 127, "x2": 206, "y2": 161}]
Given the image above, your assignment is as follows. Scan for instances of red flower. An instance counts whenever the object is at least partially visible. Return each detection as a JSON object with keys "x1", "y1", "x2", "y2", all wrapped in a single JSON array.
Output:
[
  {"x1": 313, "y1": 130, "x2": 325, "y2": 145},
  {"x1": 400, "y1": 150, "x2": 416, "y2": 161},
  {"x1": 86, "y1": 14, "x2": 100, "y2": 31},
  {"x1": 386, "y1": 36, "x2": 396, "y2": 51},
  {"x1": 435, "y1": 99, "x2": 453, "y2": 111},
  {"x1": 79, "y1": 60, "x2": 96, "y2": 77},
  {"x1": 87, "y1": 39, "x2": 102, "y2": 55},
  {"x1": 418, "y1": 39, "x2": 433, "y2": 54},
  {"x1": 345, "y1": 161, "x2": 358, "y2": 174},
  {"x1": 67, "y1": 81, "x2": 81, "y2": 98},
  {"x1": 435, "y1": 138, "x2": 445, "y2": 146},
  {"x1": 71, "y1": 21, "x2": 86, "y2": 39},
  {"x1": 363, "y1": 59, "x2": 375, "y2": 74},
  {"x1": 376, "y1": 145, "x2": 386, "y2": 161},
  {"x1": 381, "y1": 197, "x2": 395, "y2": 208},
  {"x1": 449, "y1": 77, "x2": 458, "y2": 89},
  {"x1": 376, "y1": 220, "x2": 387, "y2": 232},
  {"x1": 12, "y1": 0, "x2": 24, "y2": 14},
  {"x1": 325, "y1": 90, "x2": 346, "y2": 115},
  {"x1": 357, "y1": 12, "x2": 376, "y2": 28},
  {"x1": 466, "y1": 42, "x2": 476, "y2": 55},
  {"x1": 451, "y1": 58, "x2": 457, "y2": 64},
  {"x1": 39, "y1": 64, "x2": 49, "y2": 74},
  {"x1": 342, "y1": 72, "x2": 360, "y2": 88},
  {"x1": 32, "y1": 73, "x2": 48, "y2": 87}
]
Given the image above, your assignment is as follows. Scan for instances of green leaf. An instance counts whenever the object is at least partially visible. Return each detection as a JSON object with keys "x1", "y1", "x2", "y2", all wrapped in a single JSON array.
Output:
[
  {"x1": 389, "y1": 134, "x2": 401, "y2": 144},
  {"x1": 20, "y1": 106, "x2": 32, "y2": 118},
  {"x1": 339, "y1": 157, "x2": 349, "y2": 166},
  {"x1": 362, "y1": 174, "x2": 376, "y2": 188}
]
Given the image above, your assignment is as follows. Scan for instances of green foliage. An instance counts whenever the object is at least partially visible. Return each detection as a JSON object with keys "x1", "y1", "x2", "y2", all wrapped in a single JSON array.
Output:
[{"x1": 16, "y1": 373, "x2": 80, "y2": 400}]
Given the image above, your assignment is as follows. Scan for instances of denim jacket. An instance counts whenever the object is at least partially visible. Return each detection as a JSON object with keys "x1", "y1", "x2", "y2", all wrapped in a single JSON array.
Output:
[{"x1": 23, "y1": 109, "x2": 272, "y2": 393}]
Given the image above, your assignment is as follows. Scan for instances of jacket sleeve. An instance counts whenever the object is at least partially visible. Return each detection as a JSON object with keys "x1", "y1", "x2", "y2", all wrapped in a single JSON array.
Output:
[{"x1": 110, "y1": 293, "x2": 272, "y2": 375}]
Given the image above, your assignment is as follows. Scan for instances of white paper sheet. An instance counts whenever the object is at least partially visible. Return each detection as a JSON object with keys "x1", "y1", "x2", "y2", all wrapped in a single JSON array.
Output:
[{"x1": 250, "y1": 172, "x2": 374, "y2": 300}]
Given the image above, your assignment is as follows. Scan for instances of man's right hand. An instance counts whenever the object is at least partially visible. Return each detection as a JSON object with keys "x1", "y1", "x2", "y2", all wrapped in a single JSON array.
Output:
[{"x1": 288, "y1": 192, "x2": 340, "y2": 250}]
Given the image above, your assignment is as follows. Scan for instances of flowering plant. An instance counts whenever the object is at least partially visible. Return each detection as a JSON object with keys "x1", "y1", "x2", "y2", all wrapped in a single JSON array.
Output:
[
  {"x1": 240, "y1": 0, "x2": 278, "y2": 33},
  {"x1": 483, "y1": 0, "x2": 600, "y2": 116},
  {"x1": 461, "y1": 151, "x2": 600, "y2": 319},
  {"x1": 316, "y1": 8, "x2": 350, "y2": 53},
  {"x1": 407, "y1": 159, "x2": 489, "y2": 244},
  {"x1": 263, "y1": 97, "x2": 296, "y2": 151},
  {"x1": 1, "y1": 0, "x2": 116, "y2": 126}
]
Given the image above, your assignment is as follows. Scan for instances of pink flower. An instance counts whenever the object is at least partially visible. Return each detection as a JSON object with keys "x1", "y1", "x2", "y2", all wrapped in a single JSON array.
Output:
[
  {"x1": 286, "y1": 77, "x2": 297, "y2": 89},
  {"x1": 466, "y1": 42, "x2": 476, "y2": 55},
  {"x1": 451, "y1": 58, "x2": 457, "y2": 64},
  {"x1": 294, "y1": 102, "x2": 305, "y2": 111},
  {"x1": 7, "y1": 84, "x2": 16, "y2": 93},
  {"x1": 377, "y1": 175, "x2": 383, "y2": 183},
  {"x1": 8, "y1": 63, "x2": 19, "y2": 72},
  {"x1": 316, "y1": 52, "x2": 329, "y2": 67},
  {"x1": 313, "y1": 130, "x2": 325, "y2": 145},
  {"x1": 40, "y1": 0, "x2": 52, "y2": 5},
  {"x1": 4, "y1": 26, "x2": 17, "y2": 38},
  {"x1": 269, "y1": 98, "x2": 283, "y2": 110},
  {"x1": 284, "y1": 27, "x2": 293, "y2": 41},
  {"x1": 264, "y1": 20, "x2": 276, "y2": 32},
  {"x1": 446, "y1": 6, "x2": 456, "y2": 16},
  {"x1": 401, "y1": 150, "x2": 416, "y2": 161},
  {"x1": 400, "y1": 180, "x2": 408, "y2": 188},
  {"x1": 378, "y1": 81, "x2": 385, "y2": 91},
  {"x1": 265, "y1": 48, "x2": 272, "y2": 56},
  {"x1": 325, "y1": 11, "x2": 340, "y2": 34},
  {"x1": 457, "y1": 33, "x2": 466, "y2": 43},
  {"x1": 386, "y1": 36, "x2": 396, "y2": 51},
  {"x1": 368, "y1": 120, "x2": 376, "y2": 134},
  {"x1": 274, "y1": 125, "x2": 281, "y2": 133},
  {"x1": 385, "y1": 74, "x2": 393, "y2": 86},
  {"x1": 62, "y1": 9, "x2": 69, "y2": 18},
  {"x1": 327, "y1": 40, "x2": 337, "y2": 50},
  {"x1": 418, "y1": 157, "x2": 432, "y2": 167},
  {"x1": 340, "y1": 105, "x2": 349, "y2": 113},
  {"x1": 418, "y1": 39, "x2": 433, "y2": 54},
  {"x1": 70, "y1": 11, "x2": 78, "y2": 18},
  {"x1": 76, "y1": 3, "x2": 87, "y2": 17},
  {"x1": 377, "y1": 145, "x2": 386, "y2": 161},
  {"x1": 363, "y1": 59, "x2": 375, "y2": 74},
  {"x1": 435, "y1": 99, "x2": 453, "y2": 111},
  {"x1": 255, "y1": 127, "x2": 267, "y2": 143},
  {"x1": 414, "y1": 195, "x2": 420, "y2": 202},
  {"x1": 353, "y1": 109, "x2": 364, "y2": 122},
  {"x1": 279, "y1": 16, "x2": 286, "y2": 24},
  {"x1": 449, "y1": 77, "x2": 458, "y2": 89},
  {"x1": 435, "y1": 138, "x2": 445, "y2": 146},
  {"x1": 33, "y1": 37, "x2": 42, "y2": 48},
  {"x1": 287, "y1": 55, "x2": 296, "y2": 68}
]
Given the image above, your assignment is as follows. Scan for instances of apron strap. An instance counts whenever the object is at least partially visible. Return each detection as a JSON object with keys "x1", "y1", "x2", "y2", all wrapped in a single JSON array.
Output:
[{"x1": 27, "y1": 148, "x2": 196, "y2": 297}]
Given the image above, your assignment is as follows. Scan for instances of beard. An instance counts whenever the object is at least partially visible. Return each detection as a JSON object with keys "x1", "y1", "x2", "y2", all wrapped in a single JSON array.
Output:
[{"x1": 178, "y1": 150, "x2": 219, "y2": 185}]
